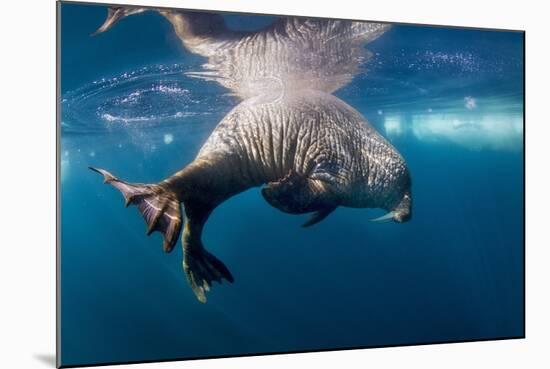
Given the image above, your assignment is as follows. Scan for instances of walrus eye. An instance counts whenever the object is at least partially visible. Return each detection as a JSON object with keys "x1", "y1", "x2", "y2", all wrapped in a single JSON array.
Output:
[{"x1": 369, "y1": 211, "x2": 395, "y2": 223}]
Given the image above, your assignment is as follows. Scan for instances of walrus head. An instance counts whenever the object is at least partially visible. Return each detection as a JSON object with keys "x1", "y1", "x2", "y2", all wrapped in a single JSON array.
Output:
[
  {"x1": 370, "y1": 190, "x2": 412, "y2": 224},
  {"x1": 369, "y1": 160, "x2": 412, "y2": 225},
  {"x1": 91, "y1": 6, "x2": 147, "y2": 36}
]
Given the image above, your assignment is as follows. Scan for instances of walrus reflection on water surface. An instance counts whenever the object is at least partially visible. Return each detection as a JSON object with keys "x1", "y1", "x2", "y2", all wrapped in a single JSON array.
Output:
[{"x1": 90, "y1": 7, "x2": 412, "y2": 302}]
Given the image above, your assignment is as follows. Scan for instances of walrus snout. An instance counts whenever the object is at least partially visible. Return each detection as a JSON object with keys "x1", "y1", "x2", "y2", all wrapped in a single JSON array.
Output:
[
  {"x1": 393, "y1": 192, "x2": 412, "y2": 223},
  {"x1": 393, "y1": 208, "x2": 411, "y2": 223},
  {"x1": 369, "y1": 191, "x2": 412, "y2": 223}
]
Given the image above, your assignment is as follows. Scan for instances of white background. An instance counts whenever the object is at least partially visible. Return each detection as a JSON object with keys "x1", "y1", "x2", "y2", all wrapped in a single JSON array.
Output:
[{"x1": 1, "y1": 0, "x2": 548, "y2": 368}]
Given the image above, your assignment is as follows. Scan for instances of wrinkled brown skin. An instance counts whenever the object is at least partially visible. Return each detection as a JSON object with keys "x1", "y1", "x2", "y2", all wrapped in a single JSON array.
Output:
[
  {"x1": 91, "y1": 7, "x2": 411, "y2": 302},
  {"x1": 155, "y1": 91, "x2": 411, "y2": 301}
]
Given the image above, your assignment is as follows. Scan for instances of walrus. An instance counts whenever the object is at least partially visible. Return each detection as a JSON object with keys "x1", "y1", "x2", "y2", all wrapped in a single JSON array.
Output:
[
  {"x1": 90, "y1": 7, "x2": 411, "y2": 302},
  {"x1": 91, "y1": 90, "x2": 412, "y2": 302}
]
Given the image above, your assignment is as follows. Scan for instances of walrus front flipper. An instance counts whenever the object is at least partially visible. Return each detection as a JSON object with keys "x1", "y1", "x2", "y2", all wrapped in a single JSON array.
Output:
[
  {"x1": 262, "y1": 171, "x2": 339, "y2": 226},
  {"x1": 89, "y1": 167, "x2": 183, "y2": 253}
]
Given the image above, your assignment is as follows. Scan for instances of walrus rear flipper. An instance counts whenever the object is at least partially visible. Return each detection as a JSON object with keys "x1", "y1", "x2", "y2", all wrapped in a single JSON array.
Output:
[
  {"x1": 89, "y1": 167, "x2": 182, "y2": 253},
  {"x1": 184, "y1": 248, "x2": 234, "y2": 303}
]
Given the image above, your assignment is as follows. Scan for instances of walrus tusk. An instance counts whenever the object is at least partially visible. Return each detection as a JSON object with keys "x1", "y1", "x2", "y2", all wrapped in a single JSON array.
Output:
[{"x1": 369, "y1": 211, "x2": 395, "y2": 223}]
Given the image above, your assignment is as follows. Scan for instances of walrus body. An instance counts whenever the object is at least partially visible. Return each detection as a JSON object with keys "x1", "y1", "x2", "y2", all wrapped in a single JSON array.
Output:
[
  {"x1": 194, "y1": 91, "x2": 410, "y2": 212},
  {"x1": 90, "y1": 7, "x2": 412, "y2": 302},
  {"x1": 92, "y1": 90, "x2": 411, "y2": 301}
]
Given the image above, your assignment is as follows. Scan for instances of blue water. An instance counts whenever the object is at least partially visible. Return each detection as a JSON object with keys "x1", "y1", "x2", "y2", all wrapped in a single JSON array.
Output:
[{"x1": 59, "y1": 3, "x2": 524, "y2": 367}]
